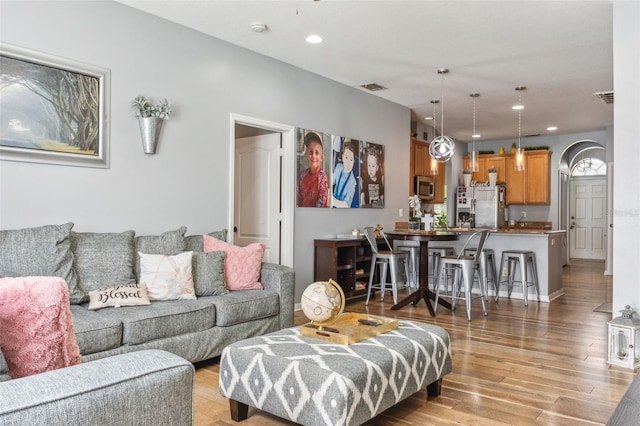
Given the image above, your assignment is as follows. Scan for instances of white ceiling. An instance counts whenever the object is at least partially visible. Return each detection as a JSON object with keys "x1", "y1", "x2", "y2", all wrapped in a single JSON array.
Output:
[{"x1": 117, "y1": 0, "x2": 614, "y2": 143}]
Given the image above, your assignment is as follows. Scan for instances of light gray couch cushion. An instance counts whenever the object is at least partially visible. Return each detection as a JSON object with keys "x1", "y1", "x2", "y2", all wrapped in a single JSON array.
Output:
[
  {"x1": 134, "y1": 226, "x2": 187, "y2": 281},
  {"x1": 0, "y1": 350, "x2": 194, "y2": 425},
  {"x1": 184, "y1": 229, "x2": 228, "y2": 252},
  {"x1": 206, "y1": 290, "x2": 279, "y2": 327},
  {"x1": 93, "y1": 299, "x2": 215, "y2": 345},
  {"x1": 70, "y1": 230, "x2": 136, "y2": 300},
  {"x1": 70, "y1": 305, "x2": 123, "y2": 355},
  {"x1": 192, "y1": 251, "x2": 228, "y2": 296},
  {"x1": 0, "y1": 223, "x2": 84, "y2": 304}
]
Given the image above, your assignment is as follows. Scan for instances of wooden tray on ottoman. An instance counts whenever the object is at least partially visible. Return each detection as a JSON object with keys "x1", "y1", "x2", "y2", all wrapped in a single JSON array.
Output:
[{"x1": 300, "y1": 313, "x2": 398, "y2": 345}]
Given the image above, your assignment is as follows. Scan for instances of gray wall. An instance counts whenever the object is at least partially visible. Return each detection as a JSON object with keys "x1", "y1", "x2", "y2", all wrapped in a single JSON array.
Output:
[{"x1": 0, "y1": 1, "x2": 409, "y2": 302}]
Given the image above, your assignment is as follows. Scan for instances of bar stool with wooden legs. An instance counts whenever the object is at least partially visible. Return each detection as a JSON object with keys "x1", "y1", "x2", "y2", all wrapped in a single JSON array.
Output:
[
  {"x1": 496, "y1": 250, "x2": 540, "y2": 306},
  {"x1": 363, "y1": 226, "x2": 411, "y2": 305},
  {"x1": 435, "y1": 230, "x2": 490, "y2": 321}
]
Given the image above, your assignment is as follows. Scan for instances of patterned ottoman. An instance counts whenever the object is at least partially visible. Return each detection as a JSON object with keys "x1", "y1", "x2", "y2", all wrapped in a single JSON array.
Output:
[{"x1": 219, "y1": 320, "x2": 451, "y2": 425}]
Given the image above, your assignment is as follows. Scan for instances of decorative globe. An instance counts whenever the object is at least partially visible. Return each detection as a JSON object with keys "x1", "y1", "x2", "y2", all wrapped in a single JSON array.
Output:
[
  {"x1": 301, "y1": 280, "x2": 345, "y2": 325},
  {"x1": 429, "y1": 135, "x2": 455, "y2": 162}
]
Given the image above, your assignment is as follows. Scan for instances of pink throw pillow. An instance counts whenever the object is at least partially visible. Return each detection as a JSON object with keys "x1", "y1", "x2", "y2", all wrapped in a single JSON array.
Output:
[
  {"x1": 203, "y1": 236, "x2": 265, "y2": 290},
  {"x1": 0, "y1": 276, "x2": 81, "y2": 378}
]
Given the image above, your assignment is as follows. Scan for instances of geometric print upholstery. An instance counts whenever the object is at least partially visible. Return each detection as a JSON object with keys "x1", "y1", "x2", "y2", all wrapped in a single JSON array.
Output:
[{"x1": 219, "y1": 321, "x2": 451, "y2": 425}]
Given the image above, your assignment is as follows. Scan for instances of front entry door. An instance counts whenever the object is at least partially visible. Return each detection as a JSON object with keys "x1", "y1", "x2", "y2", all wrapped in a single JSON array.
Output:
[
  {"x1": 234, "y1": 134, "x2": 281, "y2": 263},
  {"x1": 569, "y1": 177, "x2": 606, "y2": 260}
]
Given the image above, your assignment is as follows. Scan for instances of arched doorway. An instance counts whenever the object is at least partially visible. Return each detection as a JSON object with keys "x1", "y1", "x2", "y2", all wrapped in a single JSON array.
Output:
[{"x1": 558, "y1": 140, "x2": 611, "y2": 273}]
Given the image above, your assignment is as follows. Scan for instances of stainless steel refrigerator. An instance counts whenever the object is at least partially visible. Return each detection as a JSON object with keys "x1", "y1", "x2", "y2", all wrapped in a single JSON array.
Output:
[{"x1": 473, "y1": 185, "x2": 507, "y2": 229}]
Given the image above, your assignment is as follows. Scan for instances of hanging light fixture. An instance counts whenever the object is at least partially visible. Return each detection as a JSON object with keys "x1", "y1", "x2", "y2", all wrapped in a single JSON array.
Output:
[
  {"x1": 429, "y1": 68, "x2": 455, "y2": 162},
  {"x1": 513, "y1": 86, "x2": 527, "y2": 171},
  {"x1": 469, "y1": 93, "x2": 480, "y2": 172},
  {"x1": 429, "y1": 99, "x2": 440, "y2": 175}
]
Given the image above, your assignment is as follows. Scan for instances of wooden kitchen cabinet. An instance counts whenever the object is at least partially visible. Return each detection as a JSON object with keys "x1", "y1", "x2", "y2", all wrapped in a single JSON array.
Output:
[
  {"x1": 463, "y1": 156, "x2": 486, "y2": 182},
  {"x1": 464, "y1": 150, "x2": 551, "y2": 204},
  {"x1": 412, "y1": 140, "x2": 430, "y2": 177},
  {"x1": 524, "y1": 151, "x2": 551, "y2": 204},
  {"x1": 505, "y1": 150, "x2": 551, "y2": 204},
  {"x1": 410, "y1": 138, "x2": 446, "y2": 203},
  {"x1": 463, "y1": 155, "x2": 506, "y2": 184},
  {"x1": 505, "y1": 155, "x2": 526, "y2": 204},
  {"x1": 485, "y1": 156, "x2": 507, "y2": 183}
]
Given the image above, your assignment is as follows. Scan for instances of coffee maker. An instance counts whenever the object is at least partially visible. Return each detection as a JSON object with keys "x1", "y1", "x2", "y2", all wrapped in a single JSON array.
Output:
[{"x1": 456, "y1": 186, "x2": 475, "y2": 228}]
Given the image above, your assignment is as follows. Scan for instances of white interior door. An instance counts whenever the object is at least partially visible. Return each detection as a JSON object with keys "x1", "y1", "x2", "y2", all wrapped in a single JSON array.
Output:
[
  {"x1": 570, "y1": 177, "x2": 606, "y2": 260},
  {"x1": 234, "y1": 134, "x2": 281, "y2": 263}
]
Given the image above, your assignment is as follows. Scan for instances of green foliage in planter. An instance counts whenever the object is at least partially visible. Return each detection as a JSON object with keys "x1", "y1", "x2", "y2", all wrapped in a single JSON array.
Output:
[
  {"x1": 131, "y1": 95, "x2": 172, "y2": 119},
  {"x1": 479, "y1": 150, "x2": 495, "y2": 155},
  {"x1": 523, "y1": 146, "x2": 549, "y2": 151},
  {"x1": 435, "y1": 212, "x2": 447, "y2": 228}
]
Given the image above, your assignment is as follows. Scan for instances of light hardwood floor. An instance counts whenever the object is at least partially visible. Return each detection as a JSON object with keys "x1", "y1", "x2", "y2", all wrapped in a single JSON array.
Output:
[{"x1": 194, "y1": 260, "x2": 635, "y2": 425}]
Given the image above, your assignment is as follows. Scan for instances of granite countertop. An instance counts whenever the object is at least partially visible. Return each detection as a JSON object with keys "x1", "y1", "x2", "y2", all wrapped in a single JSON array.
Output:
[{"x1": 443, "y1": 228, "x2": 565, "y2": 235}]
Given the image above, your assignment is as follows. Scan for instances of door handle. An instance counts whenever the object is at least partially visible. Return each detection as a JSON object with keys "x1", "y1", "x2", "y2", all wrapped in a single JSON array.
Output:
[
  {"x1": 569, "y1": 221, "x2": 576, "y2": 230},
  {"x1": 233, "y1": 226, "x2": 238, "y2": 232}
]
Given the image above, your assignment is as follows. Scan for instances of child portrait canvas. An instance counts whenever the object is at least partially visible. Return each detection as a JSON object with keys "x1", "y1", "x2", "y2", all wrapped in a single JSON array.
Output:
[
  {"x1": 360, "y1": 142, "x2": 385, "y2": 208},
  {"x1": 296, "y1": 128, "x2": 330, "y2": 208},
  {"x1": 331, "y1": 136, "x2": 360, "y2": 209}
]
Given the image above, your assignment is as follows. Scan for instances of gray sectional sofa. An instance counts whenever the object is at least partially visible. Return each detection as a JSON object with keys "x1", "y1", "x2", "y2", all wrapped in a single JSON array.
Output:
[{"x1": 0, "y1": 223, "x2": 295, "y2": 424}]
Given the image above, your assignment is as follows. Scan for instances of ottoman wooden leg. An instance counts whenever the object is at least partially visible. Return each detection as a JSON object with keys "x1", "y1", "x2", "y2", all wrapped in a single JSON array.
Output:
[
  {"x1": 426, "y1": 378, "x2": 443, "y2": 397},
  {"x1": 229, "y1": 399, "x2": 249, "y2": 422}
]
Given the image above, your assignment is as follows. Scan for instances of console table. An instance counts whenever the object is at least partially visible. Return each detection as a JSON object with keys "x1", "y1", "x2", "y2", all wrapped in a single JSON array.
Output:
[{"x1": 313, "y1": 238, "x2": 373, "y2": 300}]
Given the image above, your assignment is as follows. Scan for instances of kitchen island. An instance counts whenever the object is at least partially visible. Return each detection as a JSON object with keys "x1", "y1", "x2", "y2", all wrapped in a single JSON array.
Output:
[{"x1": 394, "y1": 228, "x2": 566, "y2": 302}]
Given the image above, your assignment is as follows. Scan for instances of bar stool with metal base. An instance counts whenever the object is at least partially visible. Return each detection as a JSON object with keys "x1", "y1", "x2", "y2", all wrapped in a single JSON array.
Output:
[
  {"x1": 396, "y1": 244, "x2": 419, "y2": 291},
  {"x1": 497, "y1": 250, "x2": 540, "y2": 306},
  {"x1": 363, "y1": 226, "x2": 411, "y2": 305},
  {"x1": 463, "y1": 248, "x2": 498, "y2": 299},
  {"x1": 435, "y1": 230, "x2": 490, "y2": 321},
  {"x1": 428, "y1": 246, "x2": 455, "y2": 290}
]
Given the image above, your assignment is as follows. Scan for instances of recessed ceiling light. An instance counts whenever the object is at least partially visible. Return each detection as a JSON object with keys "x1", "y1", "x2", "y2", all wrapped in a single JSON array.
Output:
[
  {"x1": 512, "y1": 105, "x2": 524, "y2": 110},
  {"x1": 472, "y1": 134, "x2": 481, "y2": 139},
  {"x1": 305, "y1": 34, "x2": 324, "y2": 44},
  {"x1": 547, "y1": 126, "x2": 558, "y2": 131},
  {"x1": 424, "y1": 116, "x2": 434, "y2": 121}
]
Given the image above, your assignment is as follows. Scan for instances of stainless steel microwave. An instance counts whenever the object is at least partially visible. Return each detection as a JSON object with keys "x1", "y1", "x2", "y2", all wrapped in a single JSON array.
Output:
[{"x1": 414, "y1": 175, "x2": 435, "y2": 201}]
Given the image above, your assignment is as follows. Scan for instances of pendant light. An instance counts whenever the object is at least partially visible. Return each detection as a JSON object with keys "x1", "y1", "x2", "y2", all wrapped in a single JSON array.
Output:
[
  {"x1": 429, "y1": 68, "x2": 455, "y2": 162},
  {"x1": 513, "y1": 86, "x2": 527, "y2": 171},
  {"x1": 429, "y1": 99, "x2": 440, "y2": 175},
  {"x1": 469, "y1": 93, "x2": 480, "y2": 172}
]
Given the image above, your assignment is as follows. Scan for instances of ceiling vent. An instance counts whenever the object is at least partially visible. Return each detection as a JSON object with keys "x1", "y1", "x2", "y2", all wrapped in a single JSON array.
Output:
[
  {"x1": 524, "y1": 133, "x2": 541, "y2": 138},
  {"x1": 594, "y1": 91, "x2": 614, "y2": 104},
  {"x1": 359, "y1": 83, "x2": 387, "y2": 92}
]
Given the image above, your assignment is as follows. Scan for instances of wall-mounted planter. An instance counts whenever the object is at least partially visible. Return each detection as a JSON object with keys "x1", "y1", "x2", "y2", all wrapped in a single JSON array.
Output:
[{"x1": 138, "y1": 116, "x2": 164, "y2": 154}]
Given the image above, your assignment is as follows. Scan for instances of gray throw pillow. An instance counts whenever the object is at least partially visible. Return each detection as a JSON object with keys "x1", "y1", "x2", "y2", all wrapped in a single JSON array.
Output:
[
  {"x1": 134, "y1": 226, "x2": 187, "y2": 280},
  {"x1": 184, "y1": 229, "x2": 228, "y2": 252},
  {"x1": 0, "y1": 223, "x2": 84, "y2": 304},
  {"x1": 70, "y1": 230, "x2": 136, "y2": 299},
  {"x1": 192, "y1": 251, "x2": 228, "y2": 296}
]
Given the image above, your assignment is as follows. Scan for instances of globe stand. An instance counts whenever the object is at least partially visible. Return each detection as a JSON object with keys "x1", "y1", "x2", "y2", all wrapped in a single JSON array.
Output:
[{"x1": 301, "y1": 279, "x2": 346, "y2": 329}]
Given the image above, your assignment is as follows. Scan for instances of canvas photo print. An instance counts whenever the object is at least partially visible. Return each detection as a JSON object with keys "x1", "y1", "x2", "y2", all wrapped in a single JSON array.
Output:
[{"x1": 296, "y1": 128, "x2": 330, "y2": 208}]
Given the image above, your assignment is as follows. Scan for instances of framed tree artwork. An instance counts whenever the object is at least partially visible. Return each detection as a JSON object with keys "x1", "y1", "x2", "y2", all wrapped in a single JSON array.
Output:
[{"x1": 0, "y1": 43, "x2": 110, "y2": 168}]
